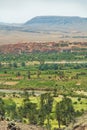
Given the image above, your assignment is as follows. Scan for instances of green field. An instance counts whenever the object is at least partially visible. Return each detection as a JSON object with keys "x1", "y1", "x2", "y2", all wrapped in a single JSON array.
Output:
[
  {"x1": 0, "y1": 62, "x2": 87, "y2": 93},
  {"x1": 0, "y1": 52, "x2": 87, "y2": 129}
]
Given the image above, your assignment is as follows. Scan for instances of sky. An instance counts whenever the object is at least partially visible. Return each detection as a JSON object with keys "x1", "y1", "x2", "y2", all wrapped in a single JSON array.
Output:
[{"x1": 0, "y1": 0, "x2": 87, "y2": 23}]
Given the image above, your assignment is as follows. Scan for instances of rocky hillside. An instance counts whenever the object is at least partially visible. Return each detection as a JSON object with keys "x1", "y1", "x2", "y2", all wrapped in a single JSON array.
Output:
[{"x1": 64, "y1": 113, "x2": 87, "y2": 130}]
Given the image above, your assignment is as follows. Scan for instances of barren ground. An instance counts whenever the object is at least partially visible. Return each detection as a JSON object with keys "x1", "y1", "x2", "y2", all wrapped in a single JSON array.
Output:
[
  {"x1": 0, "y1": 120, "x2": 45, "y2": 130},
  {"x1": 0, "y1": 30, "x2": 87, "y2": 45}
]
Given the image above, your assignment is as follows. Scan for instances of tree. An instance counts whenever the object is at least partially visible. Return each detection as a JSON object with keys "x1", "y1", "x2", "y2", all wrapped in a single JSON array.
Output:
[
  {"x1": 21, "y1": 98, "x2": 38, "y2": 124},
  {"x1": 5, "y1": 99, "x2": 17, "y2": 120},
  {"x1": 21, "y1": 62, "x2": 26, "y2": 67},
  {"x1": 56, "y1": 96, "x2": 75, "y2": 128},
  {"x1": 13, "y1": 62, "x2": 18, "y2": 68},
  {"x1": 39, "y1": 93, "x2": 53, "y2": 128},
  {"x1": 39, "y1": 64, "x2": 48, "y2": 71},
  {"x1": 77, "y1": 97, "x2": 81, "y2": 102},
  {"x1": 0, "y1": 62, "x2": 2, "y2": 68},
  {"x1": 27, "y1": 71, "x2": 31, "y2": 79},
  {"x1": 8, "y1": 62, "x2": 12, "y2": 68},
  {"x1": 45, "y1": 93, "x2": 53, "y2": 130},
  {"x1": 0, "y1": 98, "x2": 5, "y2": 117},
  {"x1": 16, "y1": 71, "x2": 21, "y2": 77},
  {"x1": 4, "y1": 70, "x2": 7, "y2": 74},
  {"x1": 38, "y1": 94, "x2": 46, "y2": 125}
]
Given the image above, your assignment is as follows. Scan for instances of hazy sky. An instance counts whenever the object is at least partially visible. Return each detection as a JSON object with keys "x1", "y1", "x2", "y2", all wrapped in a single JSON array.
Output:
[{"x1": 0, "y1": 0, "x2": 87, "y2": 23}]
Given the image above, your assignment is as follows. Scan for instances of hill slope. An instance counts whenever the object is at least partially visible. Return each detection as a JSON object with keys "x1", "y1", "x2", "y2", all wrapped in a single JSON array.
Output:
[
  {"x1": 24, "y1": 16, "x2": 87, "y2": 31},
  {"x1": 25, "y1": 16, "x2": 87, "y2": 25}
]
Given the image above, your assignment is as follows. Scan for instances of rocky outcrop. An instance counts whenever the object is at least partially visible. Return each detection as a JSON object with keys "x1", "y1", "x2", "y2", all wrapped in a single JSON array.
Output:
[{"x1": 64, "y1": 113, "x2": 87, "y2": 130}]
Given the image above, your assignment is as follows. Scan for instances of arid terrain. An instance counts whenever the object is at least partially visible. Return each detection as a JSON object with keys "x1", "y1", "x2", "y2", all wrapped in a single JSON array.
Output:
[
  {"x1": 0, "y1": 120, "x2": 46, "y2": 130},
  {"x1": 0, "y1": 30, "x2": 87, "y2": 45},
  {"x1": 0, "y1": 16, "x2": 87, "y2": 45}
]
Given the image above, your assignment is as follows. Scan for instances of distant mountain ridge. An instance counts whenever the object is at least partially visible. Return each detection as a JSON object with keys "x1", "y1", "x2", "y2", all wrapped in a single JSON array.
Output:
[
  {"x1": 25, "y1": 16, "x2": 87, "y2": 25},
  {"x1": 0, "y1": 16, "x2": 87, "y2": 32},
  {"x1": 22, "y1": 16, "x2": 87, "y2": 32}
]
